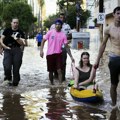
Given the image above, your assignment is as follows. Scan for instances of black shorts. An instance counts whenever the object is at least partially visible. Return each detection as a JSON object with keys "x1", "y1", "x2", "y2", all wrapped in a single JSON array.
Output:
[
  {"x1": 108, "y1": 56, "x2": 120, "y2": 85},
  {"x1": 37, "y1": 42, "x2": 41, "y2": 46},
  {"x1": 46, "y1": 53, "x2": 63, "y2": 72}
]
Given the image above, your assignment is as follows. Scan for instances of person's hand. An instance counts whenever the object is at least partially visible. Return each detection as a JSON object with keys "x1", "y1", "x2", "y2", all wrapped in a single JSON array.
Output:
[
  {"x1": 40, "y1": 51, "x2": 44, "y2": 58},
  {"x1": 67, "y1": 33, "x2": 72, "y2": 40},
  {"x1": 0, "y1": 48, "x2": 3, "y2": 55},
  {"x1": 5, "y1": 46, "x2": 11, "y2": 50},
  {"x1": 11, "y1": 32, "x2": 20, "y2": 40},
  {"x1": 93, "y1": 62, "x2": 99, "y2": 69},
  {"x1": 73, "y1": 84, "x2": 78, "y2": 89}
]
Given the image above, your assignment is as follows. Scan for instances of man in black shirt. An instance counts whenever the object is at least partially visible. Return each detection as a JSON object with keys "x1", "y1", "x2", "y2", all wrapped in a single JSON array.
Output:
[{"x1": 0, "y1": 18, "x2": 26, "y2": 86}]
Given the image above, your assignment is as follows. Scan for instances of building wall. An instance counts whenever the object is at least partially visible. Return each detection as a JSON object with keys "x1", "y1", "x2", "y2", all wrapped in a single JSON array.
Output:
[
  {"x1": 86, "y1": 0, "x2": 95, "y2": 27},
  {"x1": 104, "y1": 0, "x2": 118, "y2": 15},
  {"x1": 94, "y1": 0, "x2": 119, "y2": 27},
  {"x1": 105, "y1": 15, "x2": 113, "y2": 26},
  {"x1": 27, "y1": 0, "x2": 39, "y2": 17},
  {"x1": 27, "y1": 0, "x2": 46, "y2": 24},
  {"x1": 94, "y1": 0, "x2": 119, "y2": 52},
  {"x1": 118, "y1": 0, "x2": 120, "y2": 5},
  {"x1": 94, "y1": 0, "x2": 118, "y2": 17}
]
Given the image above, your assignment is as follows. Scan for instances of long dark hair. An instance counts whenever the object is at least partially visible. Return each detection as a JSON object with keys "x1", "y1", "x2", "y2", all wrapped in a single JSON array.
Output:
[{"x1": 79, "y1": 52, "x2": 91, "y2": 68}]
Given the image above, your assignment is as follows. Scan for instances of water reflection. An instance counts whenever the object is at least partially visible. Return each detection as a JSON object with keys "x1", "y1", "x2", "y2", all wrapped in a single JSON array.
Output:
[
  {"x1": 2, "y1": 93, "x2": 26, "y2": 120},
  {"x1": 45, "y1": 87, "x2": 72, "y2": 119},
  {"x1": 109, "y1": 108, "x2": 120, "y2": 120},
  {"x1": 0, "y1": 87, "x2": 119, "y2": 120},
  {"x1": 21, "y1": 89, "x2": 49, "y2": 120}
]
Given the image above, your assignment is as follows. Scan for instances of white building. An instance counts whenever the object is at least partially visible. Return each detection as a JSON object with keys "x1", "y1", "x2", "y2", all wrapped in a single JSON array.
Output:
[
  {"x1": 27, "y1": 0, "x2": 39, "y2": 17},
  {"x1": 86, "y1": 0, "x2": 95, "y2": 28},
  {"x1": 94, "y1": 0, "x2": 120, "y2": 26}
]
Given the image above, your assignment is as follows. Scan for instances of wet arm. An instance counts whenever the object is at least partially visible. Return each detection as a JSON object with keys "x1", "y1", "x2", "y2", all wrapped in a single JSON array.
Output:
[
  {"x1": 40, "y1": 39, "x2": 46, "y2": 58},
  {"x1": 95, "y1": 29, "x2": 110, "y2": 66},
  {"x1": 73, "y1": 68, "x2": 79, "y2": 88},
  {"x1": 65, "y1": 44, "x2": 74, "y2": 62}
]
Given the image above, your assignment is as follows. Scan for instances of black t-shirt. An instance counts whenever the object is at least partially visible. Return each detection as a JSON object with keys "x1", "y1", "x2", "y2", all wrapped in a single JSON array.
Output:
[
  {"x1": 76, "y1": 65, "x2": 92, "y2": 83},
  {"x1": 2, "y1": 28, "x2": 25, "y2": 47}
]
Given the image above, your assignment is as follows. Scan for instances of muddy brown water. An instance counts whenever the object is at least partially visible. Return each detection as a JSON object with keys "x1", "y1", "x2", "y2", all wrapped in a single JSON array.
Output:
[{"x1": 0, "y1": 38, "x2": 120, "y2": 120}]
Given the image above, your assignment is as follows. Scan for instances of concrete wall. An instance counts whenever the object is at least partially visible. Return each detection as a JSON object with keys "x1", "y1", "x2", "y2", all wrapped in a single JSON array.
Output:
[
  {"x1": 104, "y1": 0, "x2": 118, "y2": 15},
  {"x1": 105, "y1": 15, "x2": 113, "y2": 26},
  {"x1": 94, "y1": 0, "x2": 118, "y2": 21}
]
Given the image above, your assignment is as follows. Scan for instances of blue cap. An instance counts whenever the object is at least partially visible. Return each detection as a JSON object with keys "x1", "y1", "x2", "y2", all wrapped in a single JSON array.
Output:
[{"x1": 55, "y1": 19, "x2": 63, "y2": 25}]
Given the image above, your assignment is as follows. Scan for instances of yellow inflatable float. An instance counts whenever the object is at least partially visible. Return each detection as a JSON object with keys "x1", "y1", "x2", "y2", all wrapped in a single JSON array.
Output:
[{"x1": 70, "y1": 87, "x2": 103, "y2": 103}]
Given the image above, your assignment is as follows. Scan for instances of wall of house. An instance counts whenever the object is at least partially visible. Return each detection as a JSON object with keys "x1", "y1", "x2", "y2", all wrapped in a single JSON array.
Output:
[
  {"x1": 94, "y1": 0, "x2": 118, "y2": 20},
  {"x1": 105, "y1": 15, "x2": 113, "y2": 26},
  {"x1": 104, "y1": 0, "x2": 118, "y2": 15}
]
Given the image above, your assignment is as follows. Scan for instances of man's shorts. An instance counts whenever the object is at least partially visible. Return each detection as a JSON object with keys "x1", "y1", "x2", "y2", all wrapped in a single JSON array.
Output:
[
  {"x1": 37, "y1": 42, "x2": 41, "y2": 47},
  {"x1": 108, "y1": 56, "x2": 120, "y2": 85},
  {"x1": 46, "y1": 53, "x2": 63, "y2": 72}
]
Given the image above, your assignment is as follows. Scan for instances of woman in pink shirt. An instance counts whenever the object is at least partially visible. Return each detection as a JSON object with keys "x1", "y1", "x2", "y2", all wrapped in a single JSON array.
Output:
[{"x1": 40, "y1": 19, "x2": 68, "y2": 85}]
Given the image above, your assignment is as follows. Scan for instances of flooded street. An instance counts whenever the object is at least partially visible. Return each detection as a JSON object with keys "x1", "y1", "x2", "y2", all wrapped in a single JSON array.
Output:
[{"x1": 0, "y1": 30, "x2": 120, "y2": 120}]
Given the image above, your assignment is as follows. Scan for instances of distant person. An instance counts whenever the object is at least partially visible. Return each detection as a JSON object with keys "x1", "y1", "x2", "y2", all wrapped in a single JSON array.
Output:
[
  {"x1": 36, "y1": 32, "x2": 42, "y2": 48},
  {"x1": 94, "y1": 6, "x2": 120, "y2": 108},
  {"x1": 0, "y1": 18, "x2": 26, "y2": 86},
  {"x1": 73, "y1": 52, "x2": 96, "y2": 89},
  {"x1": 50, "y1": 13, "x2": 74, "y2": 81},
  {"x1": 40, "y1": 19, "x2": 72, "y2": 85}
]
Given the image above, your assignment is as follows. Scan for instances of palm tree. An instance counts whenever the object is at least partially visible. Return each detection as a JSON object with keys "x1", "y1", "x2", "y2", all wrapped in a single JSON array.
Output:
[{"x1": 37, "y1": 0, "x2": 45, "y2": 33}]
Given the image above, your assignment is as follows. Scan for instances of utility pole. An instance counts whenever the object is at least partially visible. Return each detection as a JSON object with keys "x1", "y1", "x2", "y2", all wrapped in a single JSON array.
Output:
[
  {"x1": 67, "y1": 0, "x2": 68, "y2": 12},
  {"x1": 99, "y1": 0, "x2": 104, "y2": 43},
  {"x1": 75, "y1": 1, "x2": 81, "y2": 32}
]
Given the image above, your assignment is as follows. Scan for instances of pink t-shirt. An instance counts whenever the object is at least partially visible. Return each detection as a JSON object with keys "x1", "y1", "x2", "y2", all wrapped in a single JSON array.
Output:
[{"x1": 44, "y1": 29, "x2": 67, "y2": 55}]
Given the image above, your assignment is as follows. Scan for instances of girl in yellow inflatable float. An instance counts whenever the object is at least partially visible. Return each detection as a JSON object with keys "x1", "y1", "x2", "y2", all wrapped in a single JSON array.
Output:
[{"x1": 69, "y1": 52, "x2": 103, "y2": 103}]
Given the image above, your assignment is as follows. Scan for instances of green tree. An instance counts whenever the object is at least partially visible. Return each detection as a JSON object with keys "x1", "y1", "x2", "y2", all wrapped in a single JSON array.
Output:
[
  {"x1": 37, "y1": 0, "x2": 45, "y2": 32},
  {"x1": 44, "y1": 14, "x2": 58, "y2": 29},
  {"x1": 43, "y1": 0, "x2": 90, "y2": 29},
  {"x1": 43, "y1": 6, "x2": 90, "y2": 29},
  {"x1": 0, "y1": 0, "x2": 27, "y2": 3},
  {"x1": 67, "y1": 6, "x2": 90, "y2": 28},
  {"x1": 2, "y1": 2, "x2": 35, "y2": 32}
]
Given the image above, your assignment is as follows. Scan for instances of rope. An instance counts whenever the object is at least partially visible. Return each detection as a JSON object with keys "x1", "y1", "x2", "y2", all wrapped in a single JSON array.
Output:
[
  {"x1": 71, "y1": 62, "x2": 75, "y2": 79},
  {"x1": 93, "y1": 78, "x2": 96, "y2": 93},
  {"x1": 68, "y1": 62, "x2": 75, "y2": 87}
]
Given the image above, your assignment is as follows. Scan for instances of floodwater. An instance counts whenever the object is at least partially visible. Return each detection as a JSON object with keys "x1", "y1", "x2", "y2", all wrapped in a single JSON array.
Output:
[{"x1": 0, "y1": 30, "x2": 120, "y2": 120}]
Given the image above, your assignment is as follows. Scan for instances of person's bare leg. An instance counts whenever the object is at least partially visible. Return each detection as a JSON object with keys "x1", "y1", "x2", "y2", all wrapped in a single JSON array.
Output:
[
  {"x1": 110, "y1": 84, "x2": 118, "y2": 106},
  {"x1": 49, "y1": 72, "x2": 54, "y2": 85},
  {"x1": 57, "y1": 69, "x2": 62, "y2": 84}
]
